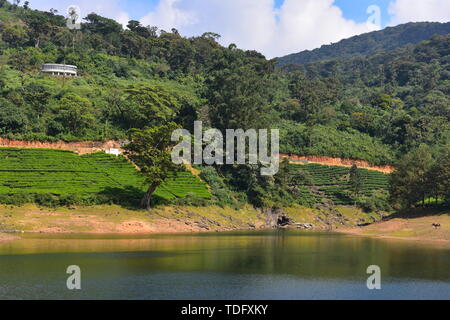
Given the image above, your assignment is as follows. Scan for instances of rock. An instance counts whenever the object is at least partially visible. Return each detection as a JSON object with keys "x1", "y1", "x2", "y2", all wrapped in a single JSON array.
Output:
[
  {"x1": 262, "y1": 208, "x2": 285, "y2": 228},
  {"x1": 195, "y1": 222, "x2": 210, "y2": 230},
  {"x1": 295, "y1": 223, "x2": 314, "y2": 230},
  {"x1": 277, "y1": 215, "x2": 292, "y2": 227}
]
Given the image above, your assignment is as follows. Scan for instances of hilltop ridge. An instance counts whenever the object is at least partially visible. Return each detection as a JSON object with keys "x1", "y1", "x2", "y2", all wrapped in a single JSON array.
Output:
[{"x1": 277, "y1": 22, "x2": 450, "y2": 66}]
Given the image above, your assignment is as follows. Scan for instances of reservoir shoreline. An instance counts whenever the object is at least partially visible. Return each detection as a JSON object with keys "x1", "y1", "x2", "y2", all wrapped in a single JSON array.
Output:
[{"x1": 1, "y1": 204, "x2": 448, "y2": 243}]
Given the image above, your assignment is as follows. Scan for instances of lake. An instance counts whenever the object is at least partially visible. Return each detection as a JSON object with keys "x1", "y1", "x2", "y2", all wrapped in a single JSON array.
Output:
[{"x1": 0, "y1": 231, "x2": 449, "y2": 300}]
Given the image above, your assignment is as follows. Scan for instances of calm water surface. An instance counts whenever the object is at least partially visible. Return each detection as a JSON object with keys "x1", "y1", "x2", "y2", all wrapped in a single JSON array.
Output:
[{"x1": 0, "y1": 231, "x2": 449, "y2": 300}]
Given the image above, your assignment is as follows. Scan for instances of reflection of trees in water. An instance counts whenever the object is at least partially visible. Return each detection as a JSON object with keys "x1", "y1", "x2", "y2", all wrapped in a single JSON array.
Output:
[
  {"x1": 1, "y1": 233, "x2": 449, "y2": 283},
  {"x1": 117, "y1": 232, "x2": 450, "y2": 281}
]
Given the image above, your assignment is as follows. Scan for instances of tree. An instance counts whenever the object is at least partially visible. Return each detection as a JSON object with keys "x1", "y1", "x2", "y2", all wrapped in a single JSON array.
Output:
[
  {"x1": 202, "y1": 32, "x2": 221, "y2": 41},
  {"x1": 84, "y1": 13, "x2": 123, "y2": 35},
  {"x1": 118, "y1": 86, "x2": 182, "y2": 129},
  {"x1": 23, "y1": 81, "x2": 52, "y2": 117},
  {"x1": 124, "y1": 123, "x2": 182, "y2": 209},
  {"x1": 349, "y1": 164, "x2": 364, "y2": 203},
  {"x1": 24, "y1": 11, "x2": 52, "y2": 48},
  {"x1": 389, "y1": 145, "x2": 434, "y2": 208},
  {"x1": 431, "y1": 149, "x2": 450, "y2": 204},
  {"x1": 287, "y1": 71, "x2": 341, "y2": 123},
  {"x1": 207, "y1": 62, "x2": 273, "y2": 131},
  {"x1": 126, "y1": 20, "x2": 154, "y2": 38},
  {"x1": 0, "y1": 98, "x2": 28, "y2": 134},
  {"x1": 56, "y1": 94, "x2": 95, "y2": 135},
  {"x1": 1, "y1": 25, "x2": 29, "y2": 48}
]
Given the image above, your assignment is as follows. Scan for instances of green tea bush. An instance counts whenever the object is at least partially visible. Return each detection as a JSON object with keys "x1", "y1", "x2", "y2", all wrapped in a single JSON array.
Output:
[
  {"x1": 0, "y1": 148, "x2": 211, "y2": 207},
  {"x1": 289, "y1": 164, "x2": 390, "y2": 208}
]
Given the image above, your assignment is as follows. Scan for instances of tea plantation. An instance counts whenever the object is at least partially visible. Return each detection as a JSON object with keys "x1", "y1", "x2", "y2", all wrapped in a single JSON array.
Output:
[
  {"x1": 290, "y1": 164, "x2": 390, "y2": 205},
  {"x1": 0, "y1": 148, "x2": 211, "y2": 204},
  {"x1": 0, "y1": 147, "x2": 390, "y2": 207}
]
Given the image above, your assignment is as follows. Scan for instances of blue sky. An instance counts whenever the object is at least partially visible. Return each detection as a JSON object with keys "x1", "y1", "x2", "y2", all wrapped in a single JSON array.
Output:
[
  {"x1": 118, "y1": 0, "x2": 157, "y2": 20},
  {"x1": 334, "y1": 0, "x2": 392, "y2": 26},
  {"x1": 26, "y1": 0, "x2": 450, "y2": 58}
]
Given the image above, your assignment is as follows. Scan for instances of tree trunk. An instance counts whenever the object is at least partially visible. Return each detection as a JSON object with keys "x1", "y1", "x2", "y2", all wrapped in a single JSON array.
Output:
[{"x1": 140, "y1": 182, "x2": 160, "y2": 210}]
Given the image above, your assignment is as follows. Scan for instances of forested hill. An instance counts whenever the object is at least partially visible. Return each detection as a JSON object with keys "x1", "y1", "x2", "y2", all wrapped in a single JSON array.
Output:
[
  {"x1": 0, "y1": 2, "x2": 448, "y2": 209},
  {"x1": 277, "y1": 22, "x2": 450, "y2": 66}
]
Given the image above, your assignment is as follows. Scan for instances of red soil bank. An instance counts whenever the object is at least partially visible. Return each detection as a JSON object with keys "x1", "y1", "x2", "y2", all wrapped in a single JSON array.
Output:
[
  {"x1": 0, "y1": 138, "x2": 124, "y2": 155},
  {"x1": 0, "y1": 139, "x2": 393, "y2": 174},
  {"x1": 280, "y1": 154, "x2": 394, "y2": 174}
]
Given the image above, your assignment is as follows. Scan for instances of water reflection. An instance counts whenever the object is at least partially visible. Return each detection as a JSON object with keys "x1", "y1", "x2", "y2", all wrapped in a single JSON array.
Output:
[{"x1": 0, "y1": 231, "x2": 449, "y2": 299}]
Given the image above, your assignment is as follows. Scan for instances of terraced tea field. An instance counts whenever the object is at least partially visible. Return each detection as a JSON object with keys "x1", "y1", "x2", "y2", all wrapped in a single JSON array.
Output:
[
  {"x1": 290, "y1": 164, "x2": 390, "y2": 205},
  {"x1": 0, "y1": 148, "x2": 211, "y2": 201}
]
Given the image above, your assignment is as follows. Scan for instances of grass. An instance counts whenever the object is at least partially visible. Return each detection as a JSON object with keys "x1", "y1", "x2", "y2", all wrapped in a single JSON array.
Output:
[
  {"x1": 0, "y1": 203, "x2": 267, "y2": 234},
  {"x1": 285, "y1": 205, "x2": 384, "y2": 228},
  {"x1": 0, "y1": 148, "x2": 211, "y2": 205},
  {"x1": 0, "y1": 203, "x2": 386, "y2": 235}
]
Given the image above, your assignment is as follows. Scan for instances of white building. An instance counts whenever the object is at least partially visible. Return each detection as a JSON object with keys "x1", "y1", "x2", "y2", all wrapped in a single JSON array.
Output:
[
  {"x1": 41, "y1": 64, "x2": 78, "y2": 77},
  {"x1": 106, "y1": 148, "x2": 121, "y2": 156}
]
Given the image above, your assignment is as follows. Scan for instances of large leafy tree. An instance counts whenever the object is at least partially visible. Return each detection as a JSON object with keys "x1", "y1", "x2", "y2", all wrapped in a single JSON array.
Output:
[
  {"x1": 0, "y1": 98, "x2": 28, "y2": 134},
  {"x1": 124, "y1": 123, "x2": 182, "y2": 209},
  {"x1": 117, "y1": 86, "x2": 182, "y2": 130},
  {"x1": 389, "y1": 145, "x2": 434, "y2": 208},
  {"x1": 56, "y1": 93, "x2": 95, "y2": 136},
  {"x1": 207, "y1": 59, "x2": 274, "y2": 131},
  {"x1": 430, "y1": 149, "x2": 450, "y2": 203}
]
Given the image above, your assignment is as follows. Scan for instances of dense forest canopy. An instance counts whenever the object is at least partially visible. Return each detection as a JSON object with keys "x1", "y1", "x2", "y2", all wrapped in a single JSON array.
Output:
[{"x1": 0, "y1": 1, "x2": 448, "y2": 209}]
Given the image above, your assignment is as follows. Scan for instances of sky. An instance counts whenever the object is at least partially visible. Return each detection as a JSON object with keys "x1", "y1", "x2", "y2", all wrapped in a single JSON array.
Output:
[{"x1": 23, "y1": 0, "x2": 450, "y2": 58}]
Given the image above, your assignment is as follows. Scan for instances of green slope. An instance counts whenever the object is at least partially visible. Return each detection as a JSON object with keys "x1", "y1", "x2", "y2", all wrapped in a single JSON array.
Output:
[
  {"x1": 0, "y1": 148, "x2": 211, "y2": 204},
  {"x1": 290, "y1": 164, "x2": 390, "y2": 206}
]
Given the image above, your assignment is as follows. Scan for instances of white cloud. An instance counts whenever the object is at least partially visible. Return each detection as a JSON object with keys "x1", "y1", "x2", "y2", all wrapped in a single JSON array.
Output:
[
  {"x1": 388, "y1": 0, "x2": 450, "y2": 25},
  {"x1": 25, "y1": 0, "x2": 129, "y2": 27},
  {"x1": 274, "y1": 0, "x2": 375, "y2": 58},
  {"x1": 140, "y1": 0, "x2": 198, "y2": 32},
  {"x1": 28, "y1": 0, "x2": 384, "y2": 58},
  {"x1": 139, "y1": 0, "x2": 377, "y2": 58}
]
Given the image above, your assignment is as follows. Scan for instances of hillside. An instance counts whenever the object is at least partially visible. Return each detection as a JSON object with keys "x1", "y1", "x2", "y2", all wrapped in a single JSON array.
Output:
[
  {"x1": 291, "y1": 164, "x2": 389, "y2": 206},
  {"x1": 277, "y1": 22, "x2": 450, "y2": 66},
  {"x1": 0, "y1": 148, "x2": 211, "y2": 206},
  {"x1": 0, "y1": 147, "x2": 391, "y2": 210},
  {"x1": 0, "y1": 3, "x2": 448, "y2": 210},
  {"x1": 279, "y1": 34, "x2": 450, "y2": 159}
]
